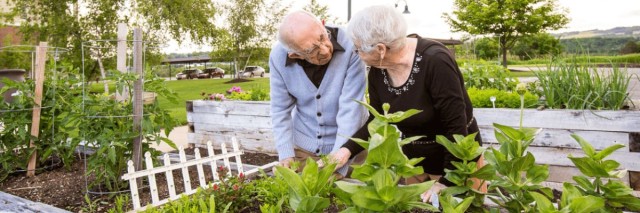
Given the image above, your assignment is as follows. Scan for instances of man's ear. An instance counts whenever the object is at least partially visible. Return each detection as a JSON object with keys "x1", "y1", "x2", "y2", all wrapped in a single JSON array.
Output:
[
  {"x1": 288, "y1": 52, "x2": 304, "y2": 59},
  {"x1": 376, "y1": 43, "x2": 387, "y2": 59}
]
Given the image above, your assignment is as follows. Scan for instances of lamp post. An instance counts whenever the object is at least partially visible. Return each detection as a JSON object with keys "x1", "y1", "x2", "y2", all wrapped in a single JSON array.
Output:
[
  {"x1": 395, "y1": 0, "x2": 411, "y2": 14},
  {"x1": 348, "y1": 0, "x2": 410, "y2": 21}
]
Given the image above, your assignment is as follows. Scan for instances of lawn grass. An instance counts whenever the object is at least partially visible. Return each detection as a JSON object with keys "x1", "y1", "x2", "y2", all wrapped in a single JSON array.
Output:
[{"x1": 158, "y1": 78, "x2": 270, "y2": 124}]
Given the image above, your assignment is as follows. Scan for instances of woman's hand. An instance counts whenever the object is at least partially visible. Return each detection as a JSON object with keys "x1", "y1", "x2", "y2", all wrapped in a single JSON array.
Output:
[
  {"x1": 318, "y1": 147, "x2": 351, "y2": 169},
  {"x1": 421, "y1": 182, "x2": 447, "y2": 206}
]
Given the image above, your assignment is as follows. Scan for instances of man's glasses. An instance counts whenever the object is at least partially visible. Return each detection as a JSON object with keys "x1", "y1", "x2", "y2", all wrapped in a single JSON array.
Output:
[{"x1": 296, "y1": 29, "x2": 331, "y2": 58}]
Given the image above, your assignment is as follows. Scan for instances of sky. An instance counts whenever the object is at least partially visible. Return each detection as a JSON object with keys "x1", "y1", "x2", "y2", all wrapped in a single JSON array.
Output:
[{"x1": 162, "y1": 0, "x2": 640, "y2": 53}]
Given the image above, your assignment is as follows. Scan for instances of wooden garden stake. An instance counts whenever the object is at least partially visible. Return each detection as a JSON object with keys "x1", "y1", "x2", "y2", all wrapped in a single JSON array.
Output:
[
  {"x1": 131, "y1": 28, "x2": 143, "y2": 171},
  {"x1": 27, "y1": 42, "x2": 47, "y2": 177},
  {"x1": 115, "y1": 23, "x2": 129, "y2": 101}
]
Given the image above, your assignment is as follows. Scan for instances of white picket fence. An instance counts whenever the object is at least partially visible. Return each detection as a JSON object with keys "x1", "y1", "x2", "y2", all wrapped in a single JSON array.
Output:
[{"x1": 121, "y1": 137, "x2": 279, "y2": 211}]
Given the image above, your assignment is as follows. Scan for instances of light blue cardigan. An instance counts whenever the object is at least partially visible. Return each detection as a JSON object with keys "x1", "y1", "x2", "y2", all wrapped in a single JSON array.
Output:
[{"x1": 269, "y1": 26, "x2": 367, "y2": 174}]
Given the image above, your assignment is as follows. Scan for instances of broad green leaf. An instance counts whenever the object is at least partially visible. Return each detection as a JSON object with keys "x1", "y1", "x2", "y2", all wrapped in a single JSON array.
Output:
[
  {"x1": 494, "y1": 123, "x2": 524, "y2": 141},
  {"x1": 398, "y1": 135, "x2": 424, "y2": 146},
  {"x1": 367, "y1": 119, "x2": 387, "y2": 136},
  {"x1": 301, "y1": 158, "x2": 319, "y2": 189},
  {"x1": 377, "y1": 186, "x2": 397, "y2": 203},
  {"x1": 608, "y1": 195, "x2": 640, "y2": 211},
  {"x1": 566, "y1": 195, "x2": 605, "y2": 213},
  {"x1": 351, "y1": 188, "x2": 386, "y2": 211},
  {"x1": 436, "y1": 135, "x2": 467, "y2": 160},
  {"x1": 593, "y1": 143, "x2": 625, "y2": 161},
  {"x1": 571, "y1": 134, "x2": 596, "y2": 157},
  {"x1": 568, "y1": 157, "x2": 610, "y2": 177},
  {"x1": 368, "y1": 134, "x2": 385, "y2": 151},
  {"x1": 601, "y1": 160, "x2": 621, "y2": 173},
  {"x1": 296, "y1": 196, "x2": 330, "y2": 213},
  {"x1": 530, "y1": 191, "x2": 557, "y2": 213},
  {"x1": 387, "y1": 109, "x2": 422, "y2": 123},
  {"x1": 372, "y1": 169, "x2": 396, "y2": 194},
  {"x1": 404, "y1": 201, "x2": 440, "y2": 212},
  {"x1": 561, "y1": 183, "x2": 582, "y2": 209},
  {"x1": 602, "y1": 180, "x2": 633, "y2": 197},
  {"x1": 274, "y1": 166, "x2": 308, "y2": 196},
  {"x1": 356, "y1": 100, "x2": 382, "y2": 119},
  {"x1": 349, "y1": 137, "x2": 370, "y2": 150},
  {"x1": 334, "y1": 181, "x2": 361, "y2": 194},
  {"x1": 471, "y1": 164, "x2": 497, "y2": 180},
  {"x1": 441, "y1": 186, "x2": 470, "y2": 197},
  {"x1": 573, "y1": 176, "x2": 595, "y2": 192},
  {"x1": 526, "y1": 164, "x2": 549, "y2": 184}
]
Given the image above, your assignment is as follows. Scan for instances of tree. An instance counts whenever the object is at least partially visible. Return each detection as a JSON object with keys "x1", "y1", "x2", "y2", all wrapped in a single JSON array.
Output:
[
  {"x1": 620, "y1": 41, "x2": 639, "y2": 54},
  {"x1": 303, "y1": 0, "x2": 342, "y2": 26},
  {"x1": 474, "y1": 37, "x2": 500, "y2": 60},
  {"x1": 512, "y1": 33, "x2": 563, "y2": 60},
  {"x1": 4, "y1": 0, "x2": 219, "y2": 81},
  {"x1": 210, "y1": 0, "x2": 289, "y2": 78},
  {"x1": 444, "y1": 0, "x2": 569, "y2": 67}
]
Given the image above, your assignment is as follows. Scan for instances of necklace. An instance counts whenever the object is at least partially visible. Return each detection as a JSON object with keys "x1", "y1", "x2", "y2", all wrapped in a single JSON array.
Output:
[{"x1": 381, "y1": 53, "x2": 423, "y2": 95}]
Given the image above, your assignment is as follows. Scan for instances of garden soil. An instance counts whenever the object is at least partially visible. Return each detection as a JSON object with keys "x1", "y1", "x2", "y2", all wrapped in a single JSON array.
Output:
[{"x1": 0, "y1": 148, "x2": 278, "y2": 213}]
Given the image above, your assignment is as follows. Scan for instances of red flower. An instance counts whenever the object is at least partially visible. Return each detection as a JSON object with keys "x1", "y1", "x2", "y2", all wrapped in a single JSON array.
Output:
[
  {"x1": 213, "y1": 184, "x2": 219, "y2": 191},
  {"x1": 239, "y1": 172, "x2": 244, "y2": 179},
  {"x1": 232, "y1": 184, "x2": 239, "y2": 191}
]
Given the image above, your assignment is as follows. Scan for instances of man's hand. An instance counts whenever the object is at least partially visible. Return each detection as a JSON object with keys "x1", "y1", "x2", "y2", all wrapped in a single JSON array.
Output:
[
  {"x1": 279, "y1": 157, "x2": 294, "y2": 168},
  {"x1": 421, "y1": 182, "x2": 446, "y2": 207},
  {"x1": 318, "y1": 147, "x2": 351, "y2": 169}
]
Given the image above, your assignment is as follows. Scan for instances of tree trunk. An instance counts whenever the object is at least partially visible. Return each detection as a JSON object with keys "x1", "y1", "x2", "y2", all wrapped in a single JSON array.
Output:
[{"x1": 500, "y1": 35, "x2": 508, "y2": 68}]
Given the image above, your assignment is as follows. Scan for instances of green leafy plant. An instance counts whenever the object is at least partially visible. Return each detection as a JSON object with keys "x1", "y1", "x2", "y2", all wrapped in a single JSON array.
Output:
[
  {"x1": 250, "y1": 170, "x2": 291, "y2": 212},
  {"x1": 437, "y1": 133, "x2": 496, "y2": 212},
  {"x1": 274, "y1": 158, "x2": 336, "y2": 212},
  {"x1": 80, "y1": 70, "x2": 178, "y2": 191},
  {"x1": 467, "y1": 88, "x2": 539, "y2": 108},
  {"x1": 461, "y1": 60, "x2": 519, "y2": 91},
  {"x1": 534, "y1": 60, "x2": 631, "y2": 110},
  {"x1": 140, "y1": 188, "x2": 221, "y2": 213},
  {"x1": 565, "y1": 134, "x2": 640, "y2": 212},
  {"x1": 334, "y1": 101, "x2": 438, "y2": 212},
  {"x1": 0, "y1": 65, "x2": 82, "y2": 181},
  {"x1": 206, "y1": 166, "x2": 254, "y2": 212}
]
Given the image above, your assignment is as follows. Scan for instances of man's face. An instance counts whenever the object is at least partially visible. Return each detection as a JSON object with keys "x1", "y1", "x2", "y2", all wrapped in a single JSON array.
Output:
[{"x1": 289, "y1": 25, "x2": 334, "y2": 65}]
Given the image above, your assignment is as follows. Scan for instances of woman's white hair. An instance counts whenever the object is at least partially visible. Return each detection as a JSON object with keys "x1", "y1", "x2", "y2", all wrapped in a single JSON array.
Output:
[{"x1": 347, "y1": 5, "x2": 407, "y2": 53}]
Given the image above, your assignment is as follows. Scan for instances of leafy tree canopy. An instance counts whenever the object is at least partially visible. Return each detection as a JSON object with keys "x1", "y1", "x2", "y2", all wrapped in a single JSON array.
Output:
[{"x1": 444, "y1": 0, "x2": 569, "y2": 67}]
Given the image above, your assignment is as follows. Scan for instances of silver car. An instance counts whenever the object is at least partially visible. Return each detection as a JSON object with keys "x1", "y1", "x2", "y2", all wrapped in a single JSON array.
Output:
[{"x1": 241, "y1": 66, "x2": 265, "y2": 78}]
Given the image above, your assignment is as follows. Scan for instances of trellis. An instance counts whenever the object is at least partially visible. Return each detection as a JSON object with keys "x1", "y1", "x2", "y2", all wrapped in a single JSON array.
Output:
[{"x1": 120, "y1": 137, "x2": 278, "y2": 211}]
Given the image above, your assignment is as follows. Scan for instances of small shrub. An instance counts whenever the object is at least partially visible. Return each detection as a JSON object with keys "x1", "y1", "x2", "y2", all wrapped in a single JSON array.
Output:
[
  {"x1": 460, "y1": 60, "x2": 519, "y2": 91},
  {"x1": 467, "y1": 88, "x2": 539, "y2": 108}
]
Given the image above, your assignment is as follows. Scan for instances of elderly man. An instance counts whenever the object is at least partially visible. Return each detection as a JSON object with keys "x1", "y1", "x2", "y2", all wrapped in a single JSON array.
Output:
[{"x1": 269, "y1": 11, "x2": 367, "y2": 176}]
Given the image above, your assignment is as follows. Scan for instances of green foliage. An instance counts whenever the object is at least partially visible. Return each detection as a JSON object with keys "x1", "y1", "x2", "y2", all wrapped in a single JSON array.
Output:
[
  {"x1": 140, "y1": 188, "x2": 220, "y2": 213},
  {"x1": 0, "y1": 43, "x2": 31, "y2": 70},
  {"x1": 467, "y1": 88, "x2": 539, "y2": 108},
  {"x1": 80, "y1": 71, "x2": 178, "y2": 191},
  {"x1": 251, "y1": 170, "x2": 291, "y2": 212},
  {"x1": 473, "y1": 37, "x2": 500, "y2": 60},
  {"x1": 335, "y1": 101, "x2": 438, "y2": 212},
  {"x1": 444, "y1": 0, "x2": 569, "y2": 67},
  {"x1": 560, "y1": 37, "x2": 639, "y2": 55},
  {"x1": 203, "y1": 166, "x2": 256, "y2": 212},
  {"x1": 226, "y1": 88, "x2": 270, "y2": 101},
  {"x1": 275, "y1": 158, "x2": 336, "y2": 212},
  {"x1": 303, "y1": 0, "x2": 342, "y2": 25},
  {"x1": 485, "y1": 124, "x2": 551, "y2": 212},
  {"x1": 0, "y1": 65, "x2": 82, "y2": 181},
  {"x1": 512, "y1": 33, "x2": 563, "y2": 60},
  {"x1": 460, "y1": 60, "x2": 519, "y2": 91},
  {"x1": 620, "y1": 41, "x2": 640, "y2": 55},
  {"x1": 437, "y1": 134, "x2": 495, "y2": 212},
  {"x1": 565, "y1": 135, "x2": 640, "y2": 212},
  {"x1": 534, "y1": 60, "x2": 631, "y2": 110}
]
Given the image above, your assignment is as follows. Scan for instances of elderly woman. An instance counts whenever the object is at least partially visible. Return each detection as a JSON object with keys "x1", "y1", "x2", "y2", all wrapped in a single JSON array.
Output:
[{"x1": 328, "y1": 5, "x2": 483, "y2": 202}]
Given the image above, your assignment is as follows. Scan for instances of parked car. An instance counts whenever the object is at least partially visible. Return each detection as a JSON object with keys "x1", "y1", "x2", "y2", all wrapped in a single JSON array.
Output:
[
  {"x1": 176, "y1": 72, "x2": 188, "y2": 80},
  {"x1": 199, "y1": 67, "x2": 225, "y2": 79},
  {"x1": 184, "y1": 69, "x2": 202, "y2": 79},
  {"x1": 241, "y1": 66, "x2": 265, "y2": 78}
]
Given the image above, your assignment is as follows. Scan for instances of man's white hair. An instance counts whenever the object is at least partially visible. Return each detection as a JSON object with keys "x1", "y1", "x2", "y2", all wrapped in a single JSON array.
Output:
[
  {"x1": 347, "y1": 5, "x2": 407, "y2": 53},
  {"x1": 277, "y1": 10, "x2": 322, "y2": 52}
]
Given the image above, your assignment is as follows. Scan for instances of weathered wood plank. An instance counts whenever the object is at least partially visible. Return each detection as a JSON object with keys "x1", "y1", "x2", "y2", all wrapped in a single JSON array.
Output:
[
  {"x1": 188, "y1": 132, "x2": 277, "y2": 154},
  {"x1": 189, "y1": 113, "x2": 271, "y2": 128},
  {"x1": 0, "y1": 191, "x2": 71, "y2": 213},
  {"x1": 475, "y1": 108, "x2": 640, "y2": 132},
  {"x1": 527, "y1": 146, "x2": 640, "y2": 171},
  {"x1": 478, "y1": 126, "x2": 629, "y2": 150},
  {"x1": 191, "y1": 100, "x2": 270, "y2": 116}
]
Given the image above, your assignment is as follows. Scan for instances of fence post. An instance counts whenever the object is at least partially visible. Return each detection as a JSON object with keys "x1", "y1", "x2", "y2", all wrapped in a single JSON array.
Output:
[
  {"x1": 630, "y1": 132, "x2": 640, "y2": 190},
  {"x1": 207, "y1": 141, "x2": 219, "y2": 180},
  {"x1": 126, "y1": 161, "x2": 141, "y2": 209},
  {"x1": 195, "y1": 148, "x2": 206, "y2": 188},
  {"x1": 220, "y1": 142, "x2": 231, "y2": 177},
  {"x1": 145, "y1": 152, "x2": 159, "y2": 204},
  {"x1": 163, "y1": 153, "x2": 177, "y2": 199},
  {"x1": 179, "y1": 146, "x2": 192, "y2": 193},
  {"x1": 232, "y1": 137, "x2": 244, "y2": 175}
]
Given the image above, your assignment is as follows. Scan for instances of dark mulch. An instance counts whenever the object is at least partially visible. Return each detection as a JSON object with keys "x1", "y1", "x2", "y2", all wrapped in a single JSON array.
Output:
[
  {"x1": 224, "y1": 78, "x2": 253, "y2": 84},
  {"x1": 0, "y1": 150, "x2": 278, "y2": 212}
]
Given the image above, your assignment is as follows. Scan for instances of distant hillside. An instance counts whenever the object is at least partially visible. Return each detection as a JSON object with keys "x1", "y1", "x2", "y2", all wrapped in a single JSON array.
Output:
[{"x1": 553, "y1": 26, "x2": 640, "y2": 39}]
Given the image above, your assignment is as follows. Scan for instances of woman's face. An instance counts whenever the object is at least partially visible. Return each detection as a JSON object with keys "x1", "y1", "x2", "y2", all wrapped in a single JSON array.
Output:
[{"x1": 353, "y1": 42, "x2": 381, "y2": 67}]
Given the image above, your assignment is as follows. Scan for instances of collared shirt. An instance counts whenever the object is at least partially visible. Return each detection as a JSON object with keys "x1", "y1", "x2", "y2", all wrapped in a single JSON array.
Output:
[{"x1": 285, "y1": 27, "x2": 345, "y2": 88}]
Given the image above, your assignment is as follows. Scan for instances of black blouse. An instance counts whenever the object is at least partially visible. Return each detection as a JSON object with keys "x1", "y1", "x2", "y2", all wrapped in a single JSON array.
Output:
[{"x1": 342, "y1": 38, "x2": 481, "y2": 185}]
